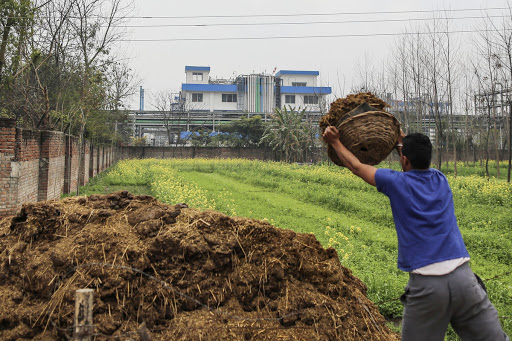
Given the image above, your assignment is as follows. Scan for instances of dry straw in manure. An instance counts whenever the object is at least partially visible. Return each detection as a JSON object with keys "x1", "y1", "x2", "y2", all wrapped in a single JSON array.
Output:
[
  {"x1": 0, "y1": 191, "x2": 399, "y2": 340},
  {"x1": 320, "y1": 92, "x2": 401, "y2": 166}
]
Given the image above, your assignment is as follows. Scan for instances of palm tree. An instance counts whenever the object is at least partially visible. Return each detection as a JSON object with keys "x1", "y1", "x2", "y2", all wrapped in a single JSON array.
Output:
[{"x1": 261, "y1": 106, "x2": 316, "y2": 163}]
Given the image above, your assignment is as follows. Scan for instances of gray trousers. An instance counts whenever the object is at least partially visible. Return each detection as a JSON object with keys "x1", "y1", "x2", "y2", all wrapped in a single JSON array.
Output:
[{"x1": 400, "y1": 262, "x2": 509, "y2": 341}]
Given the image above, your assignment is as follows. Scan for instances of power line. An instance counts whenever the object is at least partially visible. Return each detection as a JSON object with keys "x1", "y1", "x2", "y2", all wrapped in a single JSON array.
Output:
[
  {"x1": 8, "y1": 6, "x2": 511, "y2": 20},
  {"x1": 13, "y1": 14, "x2": 509, "y2": 30},
  {"x1": 113, "y1": 14, "x2": 509, "y2": 28},
  {"x1": 120, "y1": 28, "x2": 512, "y2": 42},
  {"x1": 102, "y1": 7, "x2": 512, "y2": 19}
]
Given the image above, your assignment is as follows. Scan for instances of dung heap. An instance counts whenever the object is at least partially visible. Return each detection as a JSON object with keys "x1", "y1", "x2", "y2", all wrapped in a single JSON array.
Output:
[{"x1": 0, "y1": 191, "x2": 399, "y2": 341}]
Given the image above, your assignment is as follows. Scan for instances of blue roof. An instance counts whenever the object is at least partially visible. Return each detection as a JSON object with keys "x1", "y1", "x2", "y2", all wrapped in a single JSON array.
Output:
[
  {"x1": 281, "y1": 86, "x2": 331, "y2": 94},
  {"x1": 185, "y1": 66, "x2": 210, "y2": 71},
  {"x1": 182, "y1": 84, "x2": 237, "y2": 92},
  {"x1": 275, "y1": 70, "x2": 319, "y2": 77},
  {"x1": 180, "y1": 131, "x2": 229, "y2": 139}
]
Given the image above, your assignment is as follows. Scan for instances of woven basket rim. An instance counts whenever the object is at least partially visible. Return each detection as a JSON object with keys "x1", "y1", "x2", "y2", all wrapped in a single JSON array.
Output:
[
  {"x1": 327, "y1": 110, "x2": 401, "y2": 166},
  {"x1": 337, "y1": 110, "x2": 400, "y2": 129}
]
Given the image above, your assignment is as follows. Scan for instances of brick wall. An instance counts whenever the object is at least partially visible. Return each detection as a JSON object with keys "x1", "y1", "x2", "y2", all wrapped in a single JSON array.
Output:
[
  {"x1": 99, "y1": 147, "x2": 104, "y2": 172},
  {"x1": 0, "y1": 119, "x2": 116, "y2": 217},
  {"x1": 90, "y1": 145, "x2": 98, "y2": 179},
  {"x1": 80, "y1": 141, "x2": 90, "y2": 187},
  {"x1": 0, "y1": 119, "x2": 18, "y2": 216},
  {"x1": 64, "y1": 135, "x2": 80, "y2": 194},
  {"x1": 119, "y1": 146, "x2": 283, "y2": 161},
  {"x1": 106, "y1": 146, "x2": 111, "y2": 168},
  {"x1": 38, "y1": 130, "x2": 66, "y2": 201},
  {"x1": 16, "y1": 128, "x2": 41, "y2": 206}
]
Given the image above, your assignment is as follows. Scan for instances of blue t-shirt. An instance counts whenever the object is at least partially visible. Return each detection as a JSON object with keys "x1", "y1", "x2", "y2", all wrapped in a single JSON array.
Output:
[{"x1": 375, "y1": 168, "x2": 470, "y2": 272}]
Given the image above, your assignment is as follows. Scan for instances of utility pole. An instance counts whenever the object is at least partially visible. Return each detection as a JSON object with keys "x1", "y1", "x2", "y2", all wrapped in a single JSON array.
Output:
[{"x1": 508, "y1": 99, "x2": 511, "y2": 182}]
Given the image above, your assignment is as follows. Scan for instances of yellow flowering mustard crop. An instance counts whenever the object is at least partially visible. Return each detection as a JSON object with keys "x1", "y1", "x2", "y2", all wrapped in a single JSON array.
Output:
[
  {"x1": 105, "y1": 158, "x2": 155, "y2": 185},
  {"x1": 449, "y1": 174, "x2": 512, "y2": 206},
  {"x1": 104, "y1": 159, "x2": 217, "y2": 210},
  {"x1": 105, "y1": 158, "x2": 511, "y2": 225},
  {"x1": 149, "y1": 163, "x2": 215, "y2": 210},
  {"x1": 324, "y1": 218, "x2": 359, "y2": 262}
]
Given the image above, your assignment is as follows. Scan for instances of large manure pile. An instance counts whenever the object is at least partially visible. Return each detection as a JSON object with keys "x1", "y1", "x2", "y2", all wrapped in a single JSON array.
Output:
[{"x1": 0, "y1": 191, "x2": 399, "y2": 340}]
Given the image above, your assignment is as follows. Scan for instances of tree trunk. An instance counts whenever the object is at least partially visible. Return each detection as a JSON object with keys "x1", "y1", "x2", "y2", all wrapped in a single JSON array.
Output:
[
  {"x1": 508, "y1": 102, "x2": 511, "y2": 182},
  {"x1": 485, "y1": 107, "x2": 491, "y2": 178},
  {"x1": 493, "y1": 105, "x2": 500, "y2": 177},
  {"x1": 0, "y1": 16, "x2": 14, "y2": 84},
  {"x1": 445, "y1": 132, "x2": 449, "y2": 171}
]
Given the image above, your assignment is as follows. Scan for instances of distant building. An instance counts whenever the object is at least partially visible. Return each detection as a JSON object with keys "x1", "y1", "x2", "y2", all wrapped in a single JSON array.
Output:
[
  {"x1": 388, "y1": 95, "x2": 475, "y2": 145},
  {"x1": 388, "y1": 95, "x2": 453, "y2": 143},
  {"x1": 129, "y1": 66, "x2": 331, "y2": 146},
  {"x1": 180, "y1": 66, "x2": 331, "y2": 116}
]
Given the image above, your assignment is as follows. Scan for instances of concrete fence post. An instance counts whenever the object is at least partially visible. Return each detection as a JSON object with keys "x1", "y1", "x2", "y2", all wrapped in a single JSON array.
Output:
[
  {"x1": 74, "y1": 288, "x2": 94, "y2": 341},
  {"x1": 0, "y1": 118, "x2": 18, "y2": 216}
]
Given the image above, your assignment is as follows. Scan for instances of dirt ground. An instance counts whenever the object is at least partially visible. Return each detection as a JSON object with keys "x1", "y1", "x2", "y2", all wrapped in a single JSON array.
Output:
[{"x1": 0, "y1": 191, "x2": 400, "y2": 340}]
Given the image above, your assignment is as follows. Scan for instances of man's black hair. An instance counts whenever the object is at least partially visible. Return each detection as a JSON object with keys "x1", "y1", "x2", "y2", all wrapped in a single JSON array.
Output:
[{"x1": 402, "y1": 133, "x2": 432, "y2": 169}]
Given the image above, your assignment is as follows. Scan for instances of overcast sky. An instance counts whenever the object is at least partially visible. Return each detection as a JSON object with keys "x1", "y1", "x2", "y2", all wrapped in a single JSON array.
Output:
[{"x1": 115, "y1": 0, "x2": 511, "y2": 110}]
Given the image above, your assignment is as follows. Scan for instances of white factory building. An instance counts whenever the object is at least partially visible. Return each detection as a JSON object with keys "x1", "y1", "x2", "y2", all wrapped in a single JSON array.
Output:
[
  {"x1": 131, "y1": 66, "x2": 332, "y2": 145},
  {"x1": 180, "y1": 66, "x2": 332, "y2": 115}
]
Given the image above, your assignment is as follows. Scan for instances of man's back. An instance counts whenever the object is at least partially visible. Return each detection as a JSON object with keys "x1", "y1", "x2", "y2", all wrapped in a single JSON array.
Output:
[{"x1": 375, "y1": 168, "x2": 469, "y2": 272}]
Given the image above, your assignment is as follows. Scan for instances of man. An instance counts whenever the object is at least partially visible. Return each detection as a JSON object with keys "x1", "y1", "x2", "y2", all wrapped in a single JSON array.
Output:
[{"x1": 322, "y1": 126, "x2": 509, "y2": 341}]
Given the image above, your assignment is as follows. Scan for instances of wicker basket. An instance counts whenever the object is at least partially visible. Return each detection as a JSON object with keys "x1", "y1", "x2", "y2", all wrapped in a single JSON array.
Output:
[{"x1": 327, "y1": 109, "x2": 401, "y2": 166}]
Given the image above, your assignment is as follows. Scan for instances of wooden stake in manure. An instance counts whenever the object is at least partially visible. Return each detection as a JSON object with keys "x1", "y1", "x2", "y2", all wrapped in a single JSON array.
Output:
[{"x1": 74, "y1": 289, "x2": 94, "y2": 341}]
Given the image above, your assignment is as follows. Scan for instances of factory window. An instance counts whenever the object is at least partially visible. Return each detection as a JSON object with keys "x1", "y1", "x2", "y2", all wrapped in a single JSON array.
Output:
[
  {"x1": 192, "y1": 72, "x2": 203, "y2": 81},
  {"x1": 192, "y1": 93, "x2": 203, "y2": 102},
  {"x1": 292, "y1": 82, "x2": 307, "y2": 87},
  {"x1": 304, "y1": 95, "x2": 319, "y2": 104},
  {"x1": 285, "y1": 95, "x2": 295, "y2": 104},
  {"x1": 222, "y1": 94, "x2": 237, "y2": 102}
]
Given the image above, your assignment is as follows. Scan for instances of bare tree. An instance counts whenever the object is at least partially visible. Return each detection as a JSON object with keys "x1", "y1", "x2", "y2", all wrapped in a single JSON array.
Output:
[
  {"x1": 0, "y1": 0, "x2": 34, "y2": 84},
  {"x1": 68, "y1": 0, "x2": 131, "y2": 135},
  {"x1": 388, "y1": 24, "x2": 433, "y2": 138},
  {"x1": 354, "y1": 53, "x2": 375, "y2": 93},
  {"x1": 458, "y1": 62, "x2": 478, "y2": 165},
  {"x1": 423, "y1": 15, "x2": 449, "y2": 170},
  {"x1": 481, "y1": 5, "x2": 512, "y2": 182},
  {"x1": 151, "y1": 90, "x2": 180, "y2": 146},
  {"x1": 105, "y1": 59, "x2": 139, "y2": 143},
  {"x1": 473, "y1": 16, "x2": 505, "y2": 178},
  {"x1": 440, "y1": 13, "x2": 461, "y2": 176},
  {"x1": 406, "y1": 29, "x2": 428, "y2": 134},
  {"x1": 68, "y1": 0, "x2": 132, "y2": 193},
  {"x1": 388, "y1": 27, "x2": 418, "y2": 132}
]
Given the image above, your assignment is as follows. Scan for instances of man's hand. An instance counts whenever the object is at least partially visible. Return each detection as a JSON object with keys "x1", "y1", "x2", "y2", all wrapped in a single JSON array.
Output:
[
  {"x1": 322, "y1": 125, "x2": 377, "y2": 186},
  {"x1": 322, "y1": 126, "x2": 341, "y2": 146},
  {"x1": 398, "y1": 129, "x2": 405, "y2": 145},
  {"x1": 395, "y1": 129, "x2": 405, "y2": 156}
]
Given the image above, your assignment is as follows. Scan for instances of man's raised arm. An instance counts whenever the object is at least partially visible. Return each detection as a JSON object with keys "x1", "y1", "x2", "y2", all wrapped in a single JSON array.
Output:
[{"x1": 322, "y1": 126, "x2": 377, "y2": 186}]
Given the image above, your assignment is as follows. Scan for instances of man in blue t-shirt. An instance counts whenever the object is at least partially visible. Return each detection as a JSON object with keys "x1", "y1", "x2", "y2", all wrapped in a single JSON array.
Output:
[{"x1": 322, "y1": 126, "x2": 509, "y2": 341}]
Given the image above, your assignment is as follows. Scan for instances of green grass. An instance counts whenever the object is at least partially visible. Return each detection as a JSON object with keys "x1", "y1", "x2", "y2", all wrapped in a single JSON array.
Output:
[
  {"x1": 440, "y1": 160, "x2": 511, "y2": 180},
  {"x1": 76, "y1": 158, "x2": 512, "y2": 340},
  {"x1": 67, "y1": 167, "x2": 151, "y2": 197}
]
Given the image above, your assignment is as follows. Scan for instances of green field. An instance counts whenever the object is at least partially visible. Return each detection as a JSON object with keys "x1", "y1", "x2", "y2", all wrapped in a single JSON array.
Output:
[{"x1": 79, "y1": 158, "x2": 512, "y2": 339}]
